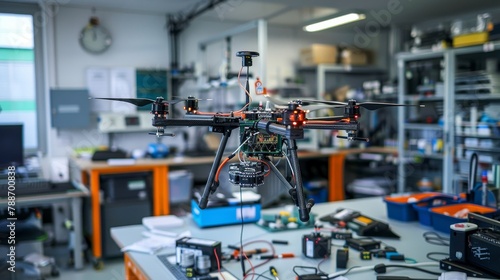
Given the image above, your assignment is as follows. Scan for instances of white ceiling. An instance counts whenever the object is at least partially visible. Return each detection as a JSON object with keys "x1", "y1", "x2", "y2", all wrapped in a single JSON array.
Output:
[{"x1": 4, "y1": 0, "x2": 500, "y2": 27}]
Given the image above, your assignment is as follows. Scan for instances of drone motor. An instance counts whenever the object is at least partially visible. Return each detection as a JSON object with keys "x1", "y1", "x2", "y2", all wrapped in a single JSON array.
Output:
[
  {"x1": 228, "y1": 162, "x2": 266, "y2": 188},
  {"x1": 184, "y1": 96, "x2": 199, "y2": 114}
]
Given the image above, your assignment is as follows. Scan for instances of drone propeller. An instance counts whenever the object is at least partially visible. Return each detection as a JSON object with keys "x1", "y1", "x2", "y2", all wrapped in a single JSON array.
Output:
[
  {"x1": 90, "y1": 97, "x2": 185, "y2": 107},
  {"x1": 300, "y1": 99, "x2": 424, "y2": 110},
  {"x1": 173, "y1": 96, "x2": 213, "y2": 102},
  {"x1": 264, "y1": 95, "x2": 333, "y2": 111}
]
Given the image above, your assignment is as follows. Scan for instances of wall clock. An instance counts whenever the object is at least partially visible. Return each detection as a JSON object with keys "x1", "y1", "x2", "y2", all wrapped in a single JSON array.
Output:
[{"x1": 79, "y1": 16, "x2": 112, "y2": 54}]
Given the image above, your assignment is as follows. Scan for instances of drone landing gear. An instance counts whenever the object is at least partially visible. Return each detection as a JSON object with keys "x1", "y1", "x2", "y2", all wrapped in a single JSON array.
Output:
[
  {"x1": 285, "y1": 139, "x2": 314, "y2": 222},
  {"x1": 198, "y1": 129, "x2": 233, "y2": 209}
]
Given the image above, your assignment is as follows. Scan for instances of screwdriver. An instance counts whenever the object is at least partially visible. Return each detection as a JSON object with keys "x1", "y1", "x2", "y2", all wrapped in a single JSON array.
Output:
[{"x1": 269, "y1": 266, "x2": 279, "y2": 280}]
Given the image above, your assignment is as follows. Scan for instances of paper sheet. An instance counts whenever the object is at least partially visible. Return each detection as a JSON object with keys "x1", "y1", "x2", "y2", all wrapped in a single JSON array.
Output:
[{"x1": 86, "y1": 67, "x2": 110, "y2": 112}]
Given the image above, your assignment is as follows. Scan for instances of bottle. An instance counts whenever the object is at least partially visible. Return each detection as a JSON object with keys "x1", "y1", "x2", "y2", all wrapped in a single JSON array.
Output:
[
  {"x1": 254, "y1": 77, "x2": 264, "y2": 95},
  {"x1": 481, "y1": 170, "x2": 488, "y2": 206}
]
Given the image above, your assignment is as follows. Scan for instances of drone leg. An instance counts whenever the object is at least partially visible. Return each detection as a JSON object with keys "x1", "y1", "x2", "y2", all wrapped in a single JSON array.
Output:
[
  {"x1": 287, "y1": 139, "x2": 313, "y2": 222},
  {"x1": 198, "y1": 131, "x2": 231, "y2": 209}
]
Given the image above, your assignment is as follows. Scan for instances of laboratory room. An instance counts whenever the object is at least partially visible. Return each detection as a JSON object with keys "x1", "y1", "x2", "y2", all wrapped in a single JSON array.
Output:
[{"x1": 2, "y1": 0, "x2": 500, "y2": 279}]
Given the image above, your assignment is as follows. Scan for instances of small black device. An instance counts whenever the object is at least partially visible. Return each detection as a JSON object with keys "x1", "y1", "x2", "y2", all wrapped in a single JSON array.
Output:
[
  {"x1": 302, "y1": 232, "x2": 331, "y2": 258},
  {"x1": 346, "y1": 238, "x2": 381, "y2": 251},
  {"x1": 449, "y1": 222, "x2": 478, "y2": 262},
  {"x1": 321, "y1": 208, "x2": 400, "y2": 239},
  {"x1": 336, "y1": 248, "x2": 349, "y2": 268},
  {"x1": 236, "y1": 51, "x2": 259, "y2": 67},
  {"x1": 176, "y1": 237, "x2": 222, "y2": 273}
]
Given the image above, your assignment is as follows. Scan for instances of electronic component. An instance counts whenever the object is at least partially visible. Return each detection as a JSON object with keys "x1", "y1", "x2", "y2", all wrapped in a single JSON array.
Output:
[
  {"x1": 302, "y1": 232, "x2": 331, "y2": 258},
  {"x1": 360, "y1": 251, "x2": 372, "y2": 260},
  {"x1": 330, "y1": 228, "x2": 353, "y2": 240},
  {"x1": 449, "y1": 222, "x2": 478, "y2": 262},
  {"x1": 175, "y1": 237, "x2": 222, "y2": 273},
  {"x1": 468, "y1": 229, "x2": 500, "y2": 276},
  {"x1": 321, "y1": 208, "x2": 400, "y2": 238},
  {"x1": 228, "y1": 162, "x2": 265, "y2": 188},
  {"x1": 336, "y1": 248, "x2": 349, "y2": 268},
  {"x1": 345, "y1": 238, "x2": 381, "y2": 251},
  {"x1": 446, "y1": 218, "x2": 500, "y2": 278}
]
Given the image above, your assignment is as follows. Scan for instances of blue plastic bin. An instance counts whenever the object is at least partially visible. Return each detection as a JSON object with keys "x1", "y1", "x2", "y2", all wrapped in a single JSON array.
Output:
[
  {"x1": 412, "y1": 195, "x2": 463, "y2": 226},
  {"x1": 430, "y1": 203, "x2": 498, "y2": 234},
  {"x1": 383, "y1": 192, "x2": 441, "y2": 221}
]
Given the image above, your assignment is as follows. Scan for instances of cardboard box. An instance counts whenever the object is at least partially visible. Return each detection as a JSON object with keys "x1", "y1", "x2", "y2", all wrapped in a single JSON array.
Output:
[
  {"x1": 300, "y1": 44, "x2": 338, "y2": 66},
  {"x1": 341, "y1": 48, "x2": 370, "y2": 65}
]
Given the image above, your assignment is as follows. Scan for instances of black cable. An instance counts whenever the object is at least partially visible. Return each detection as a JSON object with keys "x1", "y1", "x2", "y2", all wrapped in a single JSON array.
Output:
[
  {"x1": 239, "y1": 187, "x2": 246, "y2": 277},
  {"x1": 293, "y1": 266, "x2": 322, "y2": 277},
  {"x1": 423, "y1": 231, "x2": 449, "y2": 246},
  {"x1": 379, "y1": 264, "x2": 442, "y2": 276},
  {"x1": 317, "y1": 256, "x2": 329, "y2": 275},
  {"x1": 426, "y1": 252, "x2": 448, "y2": 262},
  {"x1": 251, "y1": 272, "x2": 274, "y2": 280}
]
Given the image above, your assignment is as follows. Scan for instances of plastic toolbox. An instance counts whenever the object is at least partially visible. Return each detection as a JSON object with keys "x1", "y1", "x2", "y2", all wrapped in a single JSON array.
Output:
[
  {"x1": 383, "y1": 192, "x2": 441, "y2": 221},
  {"x1": 429, "y1": 203, "x2": 498, "y2": 233},
  {"x1": 412, "y1": 195, "x2": 463, "y2": 226}
]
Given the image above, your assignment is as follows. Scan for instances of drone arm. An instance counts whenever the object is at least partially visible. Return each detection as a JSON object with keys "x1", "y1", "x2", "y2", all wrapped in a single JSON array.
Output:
[
  {"x1": 255, "y1": 121, "x2": 304, "y2": 139},
  {"x1": 303, "y1": 121, "x2": 359, "y2": 131},
  {"x1": 154, "y1": 118, "x2": 216, "y2": 127}
]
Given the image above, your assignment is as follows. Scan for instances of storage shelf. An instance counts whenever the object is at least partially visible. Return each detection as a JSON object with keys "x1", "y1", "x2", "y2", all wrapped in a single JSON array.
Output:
[
  {"x1": 396, "y1": 48, "x2": 445, "y2": 61},
  {"x1": 452, "y1": 41, "x2": 500, "y2": 56},
  {"x1": 404, "y1": 123, "x2": 443, "y2": 130},
  {"x1": 404, "y1": 95, "x2": 444, "y2": 102},
  {"x1": 404, "y1": 151, "x2": 444, "y2": 160},
  {"x1": 297, "y1": 64, "x2": 385, "y2": 74},
  {"x1": 459, "y1": 122, "x2": 500, "y2": 127},
  {"x1": 456, "y1": 133, "x2": 500, "y2": 139},
  {"x1": 455, "y1": 94, "x2": 500, "y2": 101},
  {"x1": 464, "y1": 146, "x2": 500, "y2": 153}
]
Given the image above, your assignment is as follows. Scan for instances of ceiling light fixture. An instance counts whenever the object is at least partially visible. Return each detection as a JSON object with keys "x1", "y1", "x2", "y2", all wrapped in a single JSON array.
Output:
[{"x1": 303, "y1": 13, "x2": 366, "y2": 32}]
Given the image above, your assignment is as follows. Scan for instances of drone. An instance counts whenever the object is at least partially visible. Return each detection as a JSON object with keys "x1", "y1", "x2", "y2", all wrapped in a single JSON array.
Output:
[{"x1": 93, "y1": 51, "x2": 423, "y2": 222}]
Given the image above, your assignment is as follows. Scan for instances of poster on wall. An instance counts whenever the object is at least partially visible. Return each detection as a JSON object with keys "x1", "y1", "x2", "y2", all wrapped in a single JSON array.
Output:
[
  {"x1": 110, "y1": 67, "x2": 136, "y2": 113},
  {"x1": 86, "y1": 67, "x2": 110, "y2": 112}
]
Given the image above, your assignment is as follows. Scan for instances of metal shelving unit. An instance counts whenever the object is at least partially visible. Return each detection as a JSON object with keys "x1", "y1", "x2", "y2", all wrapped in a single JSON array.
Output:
[
  {"x1": 296, "y1": 64, "x2": 386, "y2": 149},
  {"x1": 397, "y1": 41, "x2": 500, "y2": 194}
]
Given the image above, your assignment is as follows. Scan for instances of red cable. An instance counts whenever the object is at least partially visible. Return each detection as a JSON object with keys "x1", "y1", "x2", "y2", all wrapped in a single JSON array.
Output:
[{"x1": 213, "y1": 248, "x2": 226, "y2": 280}]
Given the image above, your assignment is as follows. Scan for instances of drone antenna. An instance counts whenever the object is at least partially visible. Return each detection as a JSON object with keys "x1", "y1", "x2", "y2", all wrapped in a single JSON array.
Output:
[{"x1": 236, "y1": 51, "x2": 259, "y2": 111}]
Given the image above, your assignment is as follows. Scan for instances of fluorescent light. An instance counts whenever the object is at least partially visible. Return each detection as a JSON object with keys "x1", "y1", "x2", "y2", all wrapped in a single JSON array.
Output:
[{"x1": 303, "y1": 13, "x2": 366, "y2": 32}]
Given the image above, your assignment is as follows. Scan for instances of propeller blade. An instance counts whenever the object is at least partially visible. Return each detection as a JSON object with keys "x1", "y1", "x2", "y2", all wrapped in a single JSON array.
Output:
[
  {"x1": 299, "y1": 99, "x2": 347, "y2": 107},
  {"x1": 358, "y1": 102, "x2": 425, "y2": 111},
  {"x1": 91, "y1": 97, "x2": 155, "y2": 107}
]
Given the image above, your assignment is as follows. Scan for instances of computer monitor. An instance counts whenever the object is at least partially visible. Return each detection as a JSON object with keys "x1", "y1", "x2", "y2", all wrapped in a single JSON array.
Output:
[{"x1": 0, "y1": 124, "x2": 24, "y2": 169}]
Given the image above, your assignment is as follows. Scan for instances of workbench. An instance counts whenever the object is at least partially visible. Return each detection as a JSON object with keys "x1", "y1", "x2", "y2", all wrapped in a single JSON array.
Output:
[
  {"x1": 70, "y1": 146, "x2": 396, "y2": 267},
  {"x1": 110, "y1": 196, "x2": 447, "y2": 280}
]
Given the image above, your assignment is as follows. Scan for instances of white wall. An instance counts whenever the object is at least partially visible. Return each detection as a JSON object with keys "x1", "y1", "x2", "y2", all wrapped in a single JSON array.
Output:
[
  {"x1": 48, "y1": 6, "x2": 171, "y2": 156},
  {"x1": 54, "y1": 6, "x2": 170, "y2": 87}
]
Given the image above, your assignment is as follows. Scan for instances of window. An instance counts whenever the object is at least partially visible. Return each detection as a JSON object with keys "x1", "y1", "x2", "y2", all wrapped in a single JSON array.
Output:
[{"x1": 0, "y1": 3, "x2": 46, "y2": 154}]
